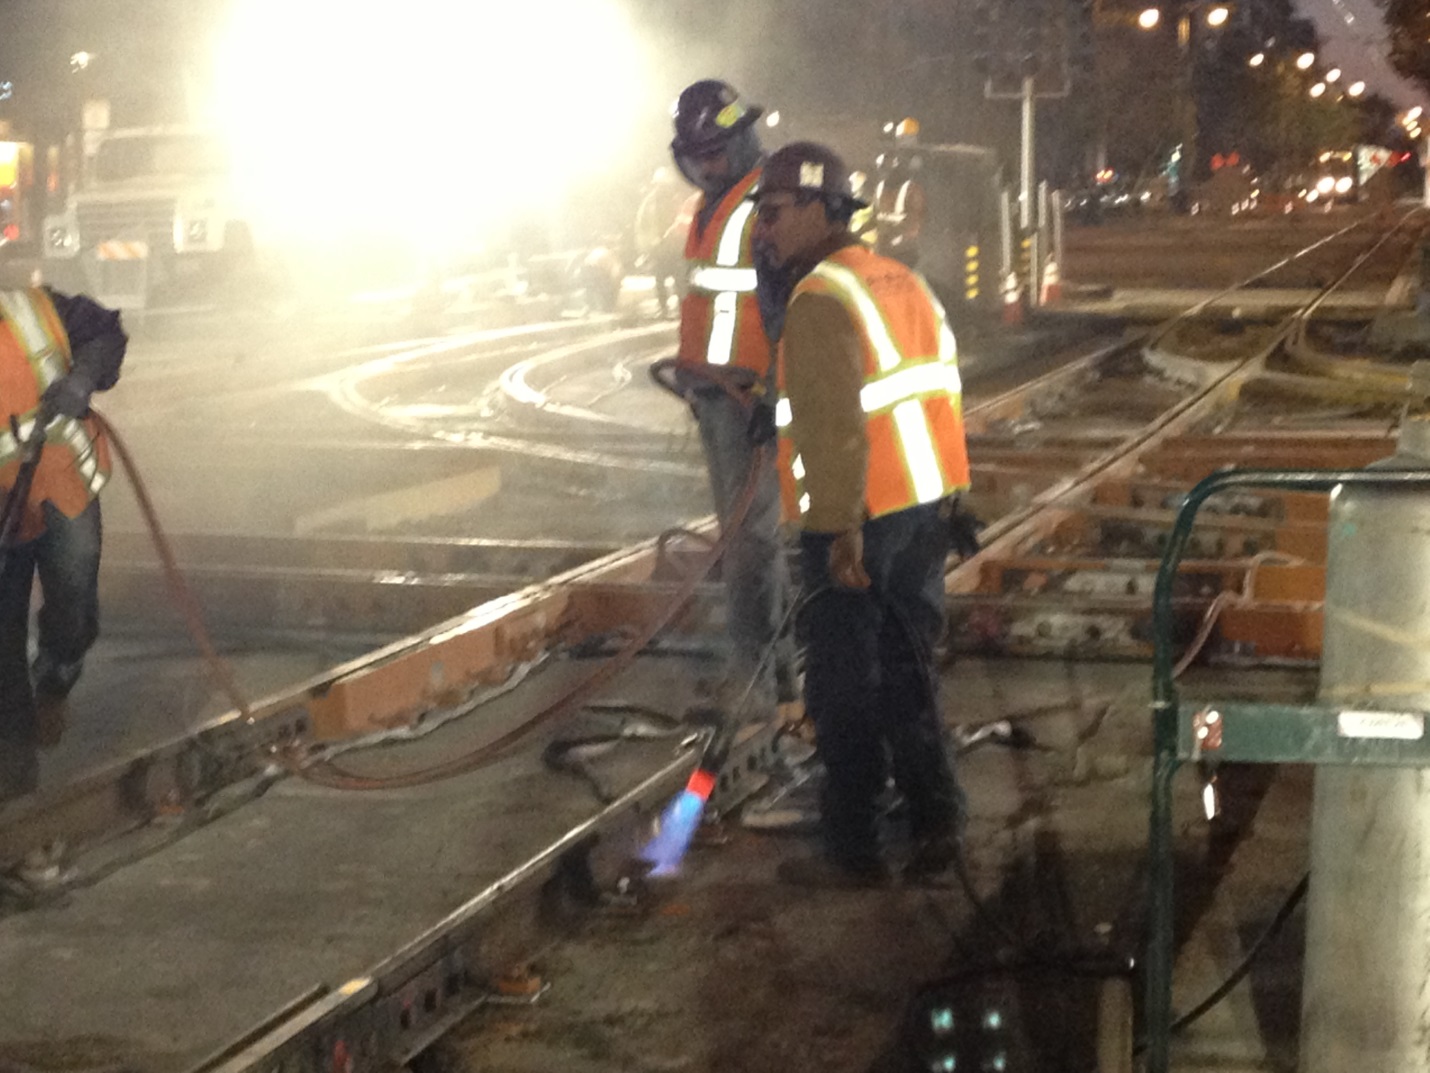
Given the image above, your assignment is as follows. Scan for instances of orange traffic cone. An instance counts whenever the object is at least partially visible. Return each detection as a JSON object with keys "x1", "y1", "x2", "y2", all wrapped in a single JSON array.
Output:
[
  {"x1": 1001, "y1": 271, "x2": 1023, "y2": 325},
  {"x1": 1040, "y1": 257, "x2": 1062, "y2": 305}
]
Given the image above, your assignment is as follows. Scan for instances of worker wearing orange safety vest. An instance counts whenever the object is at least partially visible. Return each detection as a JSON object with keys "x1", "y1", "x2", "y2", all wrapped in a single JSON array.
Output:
[
  {"x1": 752, "y1": 142, "x2": 970, "y2": 889},
  {"x1": 666, "y1": 79, "x2": 796, "y2": 717},
  {"x1": 873, "y1": 118, "x2": 927, "y2": 270},
  {"x1": 0, "y1": 286, "x2": 125, "y2": 801}
]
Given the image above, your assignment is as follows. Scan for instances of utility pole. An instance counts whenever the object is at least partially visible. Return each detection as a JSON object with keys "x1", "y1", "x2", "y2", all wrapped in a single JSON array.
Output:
[{"x1": 1020, "y1": 74, "x2": 1035, "y2": 231}]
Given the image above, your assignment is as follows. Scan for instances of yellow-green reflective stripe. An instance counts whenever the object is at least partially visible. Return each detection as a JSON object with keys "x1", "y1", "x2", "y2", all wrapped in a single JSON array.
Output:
[
  {"x1": 862, "y1": 360, "x2": 961, "y2": 412},
  {"x1": 689, "y1": 266, "x2": 758, "y2": 292},
  {"x1": 806, "y1": 263, "x2": 902, "y2": 371},
  {"x1": 775, "y1": 362, "x2": 960, "y2": 427},
  {"x1": 0, "y1": 292, "x2": 65, "y2": 390},
  {"x1": 892, "y1": 399, "x2": 946, "y2": 505},
  {"x1": 717, "y1": 201, "x2": 755, "y2": 266}
]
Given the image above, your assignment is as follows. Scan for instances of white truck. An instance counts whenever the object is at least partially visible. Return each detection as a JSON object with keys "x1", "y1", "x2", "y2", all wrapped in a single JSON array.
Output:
[{"x1": 42, "y1": 127, "x2": 257, "y2": 297}]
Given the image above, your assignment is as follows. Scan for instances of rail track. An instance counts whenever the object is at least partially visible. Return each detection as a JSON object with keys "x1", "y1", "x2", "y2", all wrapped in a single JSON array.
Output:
[{"x1": 1, "y1": 209, "x2": 1423, "y2": 1073}]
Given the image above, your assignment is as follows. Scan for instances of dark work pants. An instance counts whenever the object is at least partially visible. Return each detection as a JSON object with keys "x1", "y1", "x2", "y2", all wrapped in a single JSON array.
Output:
[
  {"x1": 0, "y1": 499, "x2": 102, "y2": 744},
  {"x1": 799, "y1": 500, "x2": 964, "y2": 863}
]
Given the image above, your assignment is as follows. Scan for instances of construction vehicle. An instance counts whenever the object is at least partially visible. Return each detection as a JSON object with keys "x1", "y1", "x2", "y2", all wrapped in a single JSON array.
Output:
[{"x1": 41, "y1": 127, "x2": 258, "y2": 296}]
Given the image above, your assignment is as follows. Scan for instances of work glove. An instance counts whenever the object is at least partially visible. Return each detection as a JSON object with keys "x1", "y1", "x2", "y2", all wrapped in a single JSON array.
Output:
[
  {"x1": 747, "y1": 400, "x2": 778, "y2": 447},
  {"x1": 40, "y1": 370, "x2": 96, "y2": 420},
  {"x1": 947, "y1": 499, "x2": 985, "y2": 560}
]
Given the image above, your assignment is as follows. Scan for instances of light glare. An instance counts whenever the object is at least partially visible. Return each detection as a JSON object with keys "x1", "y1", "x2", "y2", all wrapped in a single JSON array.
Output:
[
  {"x1": 1137, "y1": 8, "x2": 1161, "y2": 30},
  {"x1": 213, "y1": 0, "x2": 647, "y2": 256},
  {"x1": 1296, "y1": 51, "x2": 1316, "y2": 70}
]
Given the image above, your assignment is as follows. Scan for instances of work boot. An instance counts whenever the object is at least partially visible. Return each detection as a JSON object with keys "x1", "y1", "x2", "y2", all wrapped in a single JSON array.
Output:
[
  {"x1": 777, "y1": 852, "x2": 890, "y2": 890},
  {"x1": 33, "y1": 692, "x2": 68, "y2": 751}
]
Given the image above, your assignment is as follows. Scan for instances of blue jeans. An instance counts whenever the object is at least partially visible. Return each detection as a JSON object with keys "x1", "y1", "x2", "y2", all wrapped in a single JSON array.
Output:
[
  {"x1": 0, "y1": 498, "x2": 102, "y2": 743},
  {"x1": 691, "y1": 390, "x2": 797, "y2": 709},
  {"x1": 799, "y1": 500, "x2": 964, "y2": 863}
]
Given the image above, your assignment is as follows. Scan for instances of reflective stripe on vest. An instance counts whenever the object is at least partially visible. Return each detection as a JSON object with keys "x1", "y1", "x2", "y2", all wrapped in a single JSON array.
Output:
[
  {"x1": 0, "y1": 290, "x2": 67, "y2": 391},
  {"x1": 875, "y1": 180, "x2": 910, "y2": 222},
  {"x1": 776, "y1": 252, "x2": 966, "y2": 518},
  {"x1": 689, "y1": 199, "x2": 757, "y2": 365},
  {"x1": 0, "y1": 290, "x2": 109, "y2": 500}
]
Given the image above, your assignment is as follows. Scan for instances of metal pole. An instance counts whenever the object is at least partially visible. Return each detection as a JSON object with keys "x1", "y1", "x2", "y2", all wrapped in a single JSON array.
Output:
[
  {"x1": 998, "y1": 187, "x2": 1014, "y2": 284},
  {"x1": 1052, "y1": 188, "x2": 1065, "y2": 271},
  {"x1": 1302, "y1": 417, "x2": 1430, "y2": 1072},
  {"x1": 1020, "y1": 74, "x2": 1035, "y2": 232},
  {"x1": 1423, "y1": 133, "x2": 1429, "y2": 209}
]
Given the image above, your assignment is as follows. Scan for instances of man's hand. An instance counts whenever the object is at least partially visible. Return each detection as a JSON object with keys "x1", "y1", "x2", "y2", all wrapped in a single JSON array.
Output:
[
  {"x1": 40, "y1": 371, "x2": 96, "y2": 419},
  {"x1": 947, "y1": 500, "x2": 985, "y2": 560},
  {"x1": 829, "y1": 528, "x2": 871, "y2": 590}
]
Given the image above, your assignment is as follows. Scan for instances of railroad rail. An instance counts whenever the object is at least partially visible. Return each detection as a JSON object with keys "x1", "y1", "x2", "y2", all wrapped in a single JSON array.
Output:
[{"x1": 1, "y1": 210, "x2": 1423, "y2": 1073}]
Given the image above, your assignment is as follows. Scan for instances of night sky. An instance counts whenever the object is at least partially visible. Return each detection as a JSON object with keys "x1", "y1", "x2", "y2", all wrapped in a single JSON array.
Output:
[{"x1": 1303, "y1": 0, "x2": 1422, "y2": 107}]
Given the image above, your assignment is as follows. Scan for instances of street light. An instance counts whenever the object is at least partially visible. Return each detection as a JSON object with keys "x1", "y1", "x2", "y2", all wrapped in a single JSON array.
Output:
[
  {"x1": 1205, "y1": 5, "x2": 1229, "y2": 27},
  {"x1": 1296, "y1": 51, "x2": 1316, "y2": 70},
  {"x1": 1309, "y1": 82, "x2": 1326, "y2": 98},
  {"x1": 1248, "y1": 52, "x2": 1265, "y2": 67},
  {"x1": 1138, "y1": 7, "x2": 1161, "y2": 29},
  {"x1": 1348, "y1": 80, "x2": 1366, "y2": 97}
]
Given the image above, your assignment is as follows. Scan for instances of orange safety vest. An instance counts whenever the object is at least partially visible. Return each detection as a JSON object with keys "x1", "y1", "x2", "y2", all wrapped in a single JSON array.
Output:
[
  {"x1": 677, "y1": 167, "x2": 770, "y2": 376},
  {"x1": 775, "y1": 245, "x2": 969, "y2": 523},
  {"x1": 0, "y1": 289, "x2": 111, "y2": 541}
]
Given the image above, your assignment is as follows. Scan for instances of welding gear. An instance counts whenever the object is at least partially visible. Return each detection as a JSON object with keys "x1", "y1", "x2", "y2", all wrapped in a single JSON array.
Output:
[
  {"x1": 41, "y1": 369, "x2": 95, "y2": 419},
  {"x1": 671, "y1": 80, "x2": 764, "y2": 163},
  {"x1": 946, "y1": 498, "x2": 984, "y2": 560},
  {"x1": 671, "y1": 79, "x2": 764, "y2": 199},
  {"x1": 774, "y1": 244, "x2": 968, "y2": 525}
]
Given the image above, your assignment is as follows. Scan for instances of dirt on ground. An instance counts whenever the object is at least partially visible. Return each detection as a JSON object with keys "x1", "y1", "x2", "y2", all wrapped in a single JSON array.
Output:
[{"x1": 441, "y1": 657, "x2": 1309, "y2": 1073}]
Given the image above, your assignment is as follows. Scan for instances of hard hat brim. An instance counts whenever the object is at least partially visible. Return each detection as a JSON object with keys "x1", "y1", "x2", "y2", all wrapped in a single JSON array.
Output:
[{"x1": 670, "y1": 103, "x2": 764, "y2": 156}]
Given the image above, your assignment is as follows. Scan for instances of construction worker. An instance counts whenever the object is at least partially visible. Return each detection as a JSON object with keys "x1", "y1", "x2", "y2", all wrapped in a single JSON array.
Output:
[
  {"x1": 752, "y1": 142, "x2": 968, "y2": 888},
  {"x1": 667, "y1": 79, "x2": 797, "y2": 719},
  {"x1": 634, "y1": 166, "x2": 693, "y2": 319},
  {"x1": 0, "y1": 286, "x2": 125, "y2": 801},
  {"x1": 874, "y1": 118, "x2": 927, "y2": 270}
]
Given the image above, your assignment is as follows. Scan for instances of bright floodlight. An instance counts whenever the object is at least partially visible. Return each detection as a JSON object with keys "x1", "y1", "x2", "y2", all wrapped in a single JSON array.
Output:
[
  {"x1": 1309, "y1": 82, "x2": 1326, "y2": 98},
  {"x1": 766, "y1": 110, "x2": 781, "y2": 128},
  {"x1": 1335, "y1": 176, "x2": 1353, "y2": 194},
  {"x1": 1325, "y1": 67, "x2": 1341, "y2": 82},
  {"x1": 68, "y1": 51, "x2": 93, "y2": 71},
  {"x1": 1296, "y1": 51, "x2": 1316, "y2": 70},
  {"x1": 1205, "y1": 6, "x2": 1229, "y2": 28},
  {"x1": 1248, "y1": 52, "x2": 1265, "y2": 67},
  {"x1": 214, "y1": 0, "x2": 647, "y2": 254},
  {"x1": 1408, "y1": 106, "x2": 1425, "y2": 122},
  {"x1": 1316, "y1": 176, "x2": 1335, "y2": 194},
  {"x1": 1348, "y1": 81, "x2": 1366, "y2": 97},
  {"x1": 1138, "y1": 7, "x2": 1161, "y2": 29}
]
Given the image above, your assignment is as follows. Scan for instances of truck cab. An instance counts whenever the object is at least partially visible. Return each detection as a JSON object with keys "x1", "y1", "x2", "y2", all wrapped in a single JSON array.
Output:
[{"x1": 42, "y1": 127, "x2": 256, "y2": 275}]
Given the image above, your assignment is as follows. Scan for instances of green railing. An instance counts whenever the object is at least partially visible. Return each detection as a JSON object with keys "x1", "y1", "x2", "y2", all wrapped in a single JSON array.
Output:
[{"x1": 1145, "y1": 467, "x2": 1430, "y2": 1073}]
